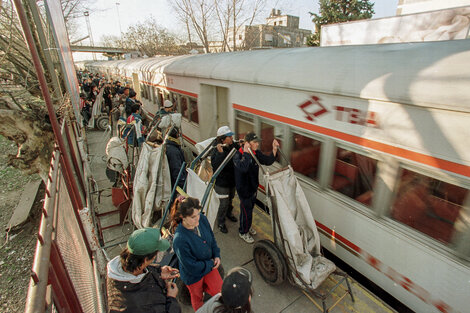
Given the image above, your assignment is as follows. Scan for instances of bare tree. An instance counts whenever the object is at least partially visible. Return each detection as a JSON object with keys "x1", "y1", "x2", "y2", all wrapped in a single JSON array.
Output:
[
  {"x1": 118, "y1": 17, "x2": 188, "y2": 56},
  {"x1": 213, "y1": 0, "x2": 232, "y2": 51},
  {"x1": 101, "y1": 34, "x2": 121, "y2": 48},
  {"x1": 215, "y1": 0, "x2": 266, "y2": 51},
  {"x1": 170, "y1": 0, "x2": 214, "y2": 53},
  {"x1": 170, "y1": 0, "x2": 266, "y2": 52}
]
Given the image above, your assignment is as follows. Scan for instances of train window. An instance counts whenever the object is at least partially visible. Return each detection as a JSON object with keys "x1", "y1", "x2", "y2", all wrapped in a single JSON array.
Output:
[
  {"x1": 390, "y1": 169, "x2": 469, "y2": 245},
  {"x1": 260, "y1": 121, "x2": 283, "y2": 156},
  {"x1": 235, "y1": 111, "x2": 254, "y2": 140},
  {"x1": 290, "y1": 133, "x2": 322, "y2": 181},
  {"x1": 189, "y1": 97, "x2": 199, "y2": 124},
  {"x1": 180, "y1": 96, "x2": 189, "y2": 119},
  {"x1": 330, "y1": 147, "x2": 377, "y2": 208}
]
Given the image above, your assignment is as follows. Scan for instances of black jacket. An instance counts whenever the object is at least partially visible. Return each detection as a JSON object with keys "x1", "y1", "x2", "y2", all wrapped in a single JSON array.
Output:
[
  {"x1": 125, "y1": 97, "x2": 136, "y2": 116},
  {"x1": 233, "y1": 148, "x2": 276, "y2": 198},
  {"x1": 165, "y1": 139, "x2": 186, "y2": 188},
  {"x1": 107, "y1": 266, "x2": 181, "y2": 313},
  {"x1": 211, "y1": 142, "x2": 239, "y2": 188}
]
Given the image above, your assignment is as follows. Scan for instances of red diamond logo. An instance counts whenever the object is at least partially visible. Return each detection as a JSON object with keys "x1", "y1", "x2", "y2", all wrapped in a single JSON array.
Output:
[{"x1": 298, "y1": 96, "x2": 328, "y2": 122}]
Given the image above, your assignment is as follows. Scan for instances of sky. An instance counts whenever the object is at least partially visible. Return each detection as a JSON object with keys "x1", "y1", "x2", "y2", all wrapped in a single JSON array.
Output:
[{"x1": 73, "y1": 0, "x2": 398, "y2": 60}]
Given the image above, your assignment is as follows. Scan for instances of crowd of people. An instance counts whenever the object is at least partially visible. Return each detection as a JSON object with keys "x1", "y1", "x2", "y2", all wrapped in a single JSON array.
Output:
[
  {"x1": 77, "y1": 70, "x2": 144, "y2": 131},
  {"x1": 81, "y1": 71, "x2": 282, "y2": 313}
]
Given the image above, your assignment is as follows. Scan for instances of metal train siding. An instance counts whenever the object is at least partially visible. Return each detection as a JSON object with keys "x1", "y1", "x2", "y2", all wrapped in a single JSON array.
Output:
[{"x1": 86, "y1": 40, "x2": 470, "y2": 313}]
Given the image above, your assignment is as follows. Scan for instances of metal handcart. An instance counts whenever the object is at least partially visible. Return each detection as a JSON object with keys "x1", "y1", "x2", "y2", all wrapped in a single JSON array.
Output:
[
  {"x1": 250, "y1": 149, "x2": 355, "y2": 313},
  {"x1": 88, "y1": 88, "x2": 110, "y2": 131}
]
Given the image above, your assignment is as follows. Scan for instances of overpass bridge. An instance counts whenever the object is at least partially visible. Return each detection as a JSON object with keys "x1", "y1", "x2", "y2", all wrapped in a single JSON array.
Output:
[{"x1": 70, "y1": 45, "x2": 138, "y2": 56}]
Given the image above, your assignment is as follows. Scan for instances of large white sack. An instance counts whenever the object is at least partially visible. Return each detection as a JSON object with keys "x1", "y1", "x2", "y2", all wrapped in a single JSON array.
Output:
[
  {"x1": 185, "y1": 168, "x2": 219, "y2": 229},
  {"x1": 195, "y1": 137, "x2": 216, "y2": 154},
  {"x1": 88, "y1": 89, "x2": 104, "y2": 128},
  {"x1": 132, "y1": 143, "x2": 171, "y2": 228},
  {"x1": 159, "y1": 113, "x2": 182, "y2": 129},
  {"x1": 105, "y1": 136, "x2": 128, "y2": 172},
  {"x1": 265, "y1": 167, "x2": 335, "y2": 289}
]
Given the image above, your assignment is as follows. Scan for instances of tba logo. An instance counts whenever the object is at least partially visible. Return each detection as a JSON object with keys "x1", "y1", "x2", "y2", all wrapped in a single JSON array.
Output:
[{"x1": 298, "y1": 96, "x2": 328, "y2": 122}]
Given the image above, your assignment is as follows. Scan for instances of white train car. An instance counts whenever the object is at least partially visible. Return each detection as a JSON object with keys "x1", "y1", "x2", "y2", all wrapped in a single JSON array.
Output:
[{"x1": 87, "y1": 39, "x2": 470, "y2": 313}]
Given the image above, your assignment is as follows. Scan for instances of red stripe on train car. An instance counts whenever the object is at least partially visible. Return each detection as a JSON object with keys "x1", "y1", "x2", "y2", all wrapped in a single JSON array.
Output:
[
  {"x1": 315, "y1": 221, "x2": 453, "y2": 313},
  {"x1": 315, "y1": 221, "x2": 362, "y2": 254},
  {"x1": 233, "y1": 103, "x2": 470, "y2": 178},
  {"x1": 182, "y1": 134, "x2": 196, "y2": 145}
]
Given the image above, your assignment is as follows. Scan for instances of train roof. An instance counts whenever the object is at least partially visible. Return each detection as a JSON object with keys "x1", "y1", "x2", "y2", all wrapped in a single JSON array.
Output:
[{"x1": 89, "y1": 40, "x2": 470, "y2": 112}]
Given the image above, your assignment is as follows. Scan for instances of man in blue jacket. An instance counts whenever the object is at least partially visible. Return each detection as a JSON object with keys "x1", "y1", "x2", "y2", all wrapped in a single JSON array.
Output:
[{"x1": 233, "y1": 132, "x2": 279, "y2": 243}]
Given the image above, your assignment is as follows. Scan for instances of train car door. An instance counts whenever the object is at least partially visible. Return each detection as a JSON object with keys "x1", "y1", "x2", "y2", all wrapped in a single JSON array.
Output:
[
  {"x1": 132, "y1": 73, "x2": 141, "y2": 101},
  {"x1": 199, "y1": 84, "x2": 229, "y2": 138}
]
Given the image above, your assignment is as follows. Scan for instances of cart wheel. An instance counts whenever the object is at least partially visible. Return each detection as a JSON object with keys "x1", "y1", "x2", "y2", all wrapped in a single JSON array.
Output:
[
  {"x1": 95, "y1": 115, "x2": 109, "y2": 131},
  {"x1": 253, "y1": 239, "x2": 286, "y2": 285},
  {"x1": 175, "y1": 264, "x2": 225, "y2": 305}
]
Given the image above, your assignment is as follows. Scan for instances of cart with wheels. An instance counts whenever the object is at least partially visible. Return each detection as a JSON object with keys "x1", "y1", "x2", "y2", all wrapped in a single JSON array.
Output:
[{"x1": 251, "y1": 150, "x2": 355, "y2": 313}]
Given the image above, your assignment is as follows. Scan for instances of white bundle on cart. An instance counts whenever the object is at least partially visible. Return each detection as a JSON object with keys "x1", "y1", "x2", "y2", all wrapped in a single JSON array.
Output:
[
  {"x1": 132, "y1": 142, "x2": 172, "y2": 228},
  {"x1": 265, "y1": 167, "x2": 336, "y2": 289}
]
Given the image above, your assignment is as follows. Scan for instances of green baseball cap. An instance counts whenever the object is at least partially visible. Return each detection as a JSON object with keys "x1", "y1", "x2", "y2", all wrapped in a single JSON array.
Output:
[{"x1": 127, "y1": 228, "x2": 170, "y2": 256}]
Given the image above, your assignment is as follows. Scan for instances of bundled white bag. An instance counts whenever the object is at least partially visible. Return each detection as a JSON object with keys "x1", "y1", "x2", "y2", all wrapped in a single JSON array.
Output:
[{"x1": 105, "y1": 136, "x2": 128, "y2": 173}]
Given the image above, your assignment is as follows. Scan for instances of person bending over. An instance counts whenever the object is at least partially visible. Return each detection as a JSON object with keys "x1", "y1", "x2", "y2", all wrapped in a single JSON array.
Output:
[{"x1": 107, "y1": 228, "x2": 181, "y2": 313}]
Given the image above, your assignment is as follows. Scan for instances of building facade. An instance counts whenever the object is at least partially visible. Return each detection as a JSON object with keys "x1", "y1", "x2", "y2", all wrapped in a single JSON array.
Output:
[{"x1": 220, "y1": 9, "x2": 311, "y2": 52}]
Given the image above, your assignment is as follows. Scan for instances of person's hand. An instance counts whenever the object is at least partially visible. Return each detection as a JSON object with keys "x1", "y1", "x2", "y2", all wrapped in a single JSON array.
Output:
[
  {"x1": 272, "y1": 139, "x2": 280, "y2": 155},
  {"x1": 166, "y1": 281, "x2": 178, "y2": 298},
  {"x1": 243, "y1": 141, "x2": 250, "y2": 153},
  {"x1": 217, "y1": 143, "x2": 223, "y2": 153},
  {"x1": 272, "y1": 139, "x2": 280, "y2": 150},
  {"x1": 213, "y1": 257, "x2": 221, "y2": 269},
  {"x1": 161, "y1": 266, "x2": 180, "y2": 280}
]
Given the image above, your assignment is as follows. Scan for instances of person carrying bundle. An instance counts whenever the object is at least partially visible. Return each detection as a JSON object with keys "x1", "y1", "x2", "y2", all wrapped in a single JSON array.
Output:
[{"x1": 106, "y1": 228, "x2": 181, "y2": 313}]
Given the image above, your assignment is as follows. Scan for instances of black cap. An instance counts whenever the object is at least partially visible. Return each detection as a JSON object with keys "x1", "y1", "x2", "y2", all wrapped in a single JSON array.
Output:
[
  {"x1": 221, "y1": 267, "x2": 252, "y2": 308},
  {"x1": 244, "y1": 132, "x2": 260, "y2": 143}
]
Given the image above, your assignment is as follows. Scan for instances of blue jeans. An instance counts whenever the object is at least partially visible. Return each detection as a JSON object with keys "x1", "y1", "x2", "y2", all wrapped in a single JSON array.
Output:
[{"x1": 239, "y1": 193, "x2": 256, "y2": 234}]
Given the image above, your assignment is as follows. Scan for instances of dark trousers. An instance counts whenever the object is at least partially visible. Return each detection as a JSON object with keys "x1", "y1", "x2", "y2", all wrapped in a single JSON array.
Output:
[
  {"x1": 214, "y1": 185, "x2": 235, "y2": 227},
  {"x1": 239, "y1": 193, "x2": 256, "y2": 234}
]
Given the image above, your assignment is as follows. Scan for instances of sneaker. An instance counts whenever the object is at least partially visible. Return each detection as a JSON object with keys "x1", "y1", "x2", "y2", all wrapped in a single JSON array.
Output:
[
  {"x1": 218, "y1": 224, "x2": 228, "y2": 234},
  {"x1": 249, "y1": 227, "x2": 257, "y2": 236},
  {"x1": 239, "y1": 232, "x2": 254, "y2": 244},
  {"x1": 226, "y1": 214, "x2": 237, "y2": 222}
]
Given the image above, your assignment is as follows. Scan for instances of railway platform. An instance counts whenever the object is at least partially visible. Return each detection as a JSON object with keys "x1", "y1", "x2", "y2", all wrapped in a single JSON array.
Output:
[{"x1": 87, "y1": 129, "x2": 396, "y2": 313}]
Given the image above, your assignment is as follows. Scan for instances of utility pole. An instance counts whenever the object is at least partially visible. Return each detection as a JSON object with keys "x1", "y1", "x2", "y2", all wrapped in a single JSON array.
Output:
[
  {"x1": 115, "y1": 2, "x2": 123, "y2": 42},
  {"x1": 83, "y1": 11, "x2": 96, "y2": 60},
  {"x1": 232, "y1": 0, "x2": 236, "y2": 51}
]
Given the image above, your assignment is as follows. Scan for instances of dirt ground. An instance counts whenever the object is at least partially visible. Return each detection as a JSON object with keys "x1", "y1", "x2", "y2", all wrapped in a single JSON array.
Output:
[{"x1": 0, "y1": 135, "x2": 41, "y2": 312}]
